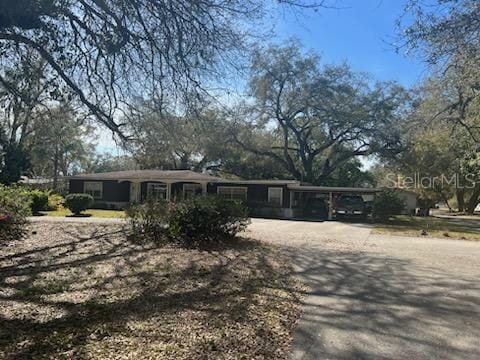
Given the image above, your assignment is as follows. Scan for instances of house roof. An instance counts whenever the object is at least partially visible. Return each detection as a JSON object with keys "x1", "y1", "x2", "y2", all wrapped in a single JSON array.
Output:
[
  {"x1": 218, "y1": 179, "x2": 300, "y2": 185},
  {"x1": 287, "y1": 185, "x2": 382, "y2": 193},
  {"x1": 69, "y1": 170, "x2": 223, "y2": 182}
]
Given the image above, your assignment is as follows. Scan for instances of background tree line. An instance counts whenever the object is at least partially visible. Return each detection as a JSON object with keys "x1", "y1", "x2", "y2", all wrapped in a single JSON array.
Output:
[{"x1": 0, "y1": 0, "x2": 479, "y2": 212}]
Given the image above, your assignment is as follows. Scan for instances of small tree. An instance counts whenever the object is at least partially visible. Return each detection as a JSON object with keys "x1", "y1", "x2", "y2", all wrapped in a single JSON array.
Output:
[
  {"x1": 65, "y1": 193, "x2": 94, "y2": 216},
  {"x1": 0, "y1": 185, "x2": 31, "y2": 243},
  {"x1": 373, "y1": 190, "x2": 405, "y2": 221},
  {"x1": 29, "y1": 190, "x2": 49, "y2": 214}
]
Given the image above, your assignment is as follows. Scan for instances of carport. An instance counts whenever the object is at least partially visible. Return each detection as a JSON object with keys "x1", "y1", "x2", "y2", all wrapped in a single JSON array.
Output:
[{"x1": 287, "y1": 185, "x2": 382, "y2": 220}]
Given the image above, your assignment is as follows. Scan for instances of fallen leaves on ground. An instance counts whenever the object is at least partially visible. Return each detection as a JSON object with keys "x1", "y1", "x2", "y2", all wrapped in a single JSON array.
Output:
[{"x1": 0, "y1": 222, "x2": 301, "y2": 359}]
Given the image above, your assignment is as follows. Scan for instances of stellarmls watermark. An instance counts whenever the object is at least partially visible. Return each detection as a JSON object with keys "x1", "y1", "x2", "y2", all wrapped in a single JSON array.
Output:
[{"x1": 385, "y1": 173, "x2": 477, "y2": 189}]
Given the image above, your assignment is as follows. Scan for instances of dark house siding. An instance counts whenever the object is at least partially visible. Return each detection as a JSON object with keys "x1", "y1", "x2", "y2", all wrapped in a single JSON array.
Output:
[
  {"x1": 70, "y1": 179, "x2": 290, "y2": 208},
  {"x1": 102, "y1": 180, "x2": 130, "y2": 202},
  {"x1": 69, "y1": 179, "x2": 84, "y2": 193},
  {"x1": 68, "y1": 180, "x2": 129, "y2": 202},
  {"x1": 208, "y1": 183, "x2": 290, "y2": 208}
]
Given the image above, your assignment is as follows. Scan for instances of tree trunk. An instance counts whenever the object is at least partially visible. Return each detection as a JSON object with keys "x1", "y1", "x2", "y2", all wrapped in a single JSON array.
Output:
[
  {"x1": 456, "y1": 188, "x2": 465, "y2": 212},
  {"x1": 440, "y1": 192, "x2": 453, "y2": 212},
  {"x1": 466, "y1": 184, "x2": 480, "y2": 214},
  {"x1": 53, "y1": 145, "x2": 59, "y2": 191}
]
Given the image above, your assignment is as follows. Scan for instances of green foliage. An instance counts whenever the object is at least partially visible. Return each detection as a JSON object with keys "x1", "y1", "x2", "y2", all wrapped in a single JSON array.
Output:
[
  {"x1": 0, "y1": 184, "x2": 31, "y2": 243},
  {"x1": 323, "y1": 159, "x2": 376, "y2": 187},
  {"x1": 126, "y1": 200, "x2": 169, "y2": 243},
  {"x1": 29, "y1": 189, "x2": 49, "y2": 214},
  {"x1": 394, "y1": 77, "x2": 480, "y2": 212},
  {"x1": 65, "y1": 193, "x2": 94, "y2": 215},
  {"x1": 240, "y1": 41, "x2": 409, "y2": 185},
  {"x1": 29, "y1": 104, "x2": 95, "y2": 179},
  {"x1": 168, "y1": 196, "x2": 249, "y2": 243},
  {"x1": 126, "y1": 196, "x2": 249, "y2": 245},
  {"x1": 47, "y1": 193, "x2": 65, "y2": 211},
  {"x1": 0, "y1": 138, "x2": 30, "y2": 185},
  {"x1": 373, "y1": 190, "x2": 406, "y2": 221}
]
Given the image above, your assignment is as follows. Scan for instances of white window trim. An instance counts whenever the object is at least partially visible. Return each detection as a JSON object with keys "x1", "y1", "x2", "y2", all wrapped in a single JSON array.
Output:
[
  {"x1": 84, "y1": 181, "x2": 103, "y2": 200},
  {"x1": 183, "y1": 183, "x2": 202, "y2": 198},
  {"x1": 146, "y1": 182, "x2": 167, "y2": 200},
  {"x1": 217, "y1": 186, "x2": 247, "y2": 201},
  {"x1": 268, "y1": 187, "x2": 283, "y2": 206}
]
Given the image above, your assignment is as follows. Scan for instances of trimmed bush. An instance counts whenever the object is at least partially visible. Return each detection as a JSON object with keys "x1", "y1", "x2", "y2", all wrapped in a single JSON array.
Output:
[
  {"x1": 47, "y1": 193, "x2": 65, "y2": 211},
  {"x1": 168, "y1": 196, "x2": 249, "y2": 243},
  {"x1": 373, "y1": 190, "x2": 405, "y2": 221},
  {"x1": 65, "y1": 193, "x2": 94, "y2": 215},
  {"x1": 126, "y1": 196, "x2": 249, "y2": 246},
  {"x1": 0, "y1": 185, "x2": 31, "y2": 243},
  {"x1": 30, "y1": 189, "x2": 49, "y2": 214},
  {"x1": 126, "y1": 200, "x2": 169, "y2": 243}
]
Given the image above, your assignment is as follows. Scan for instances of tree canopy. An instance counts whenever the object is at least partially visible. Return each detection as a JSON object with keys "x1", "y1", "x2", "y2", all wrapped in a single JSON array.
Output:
[
  {"x1": 233, "y1": 42, "x2": 410, "y2": 184},
  {"x1": 399, "y1": 0, "x2": 480, "y2": 140},
  {"x1": 0, "y1": 0, "x2": 330, "y2": 137}
]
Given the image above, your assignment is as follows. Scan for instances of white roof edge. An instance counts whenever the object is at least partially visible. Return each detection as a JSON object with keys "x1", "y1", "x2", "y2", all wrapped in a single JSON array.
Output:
[
  {"x1": 287, "y1": 184, "x2": 382, "y2": 192},
  {"x1": 217, "y1": 180, "x2": 300, "y2": 185}
]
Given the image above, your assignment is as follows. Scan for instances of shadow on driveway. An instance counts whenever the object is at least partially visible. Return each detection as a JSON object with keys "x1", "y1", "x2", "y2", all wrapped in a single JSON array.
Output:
[{"x1": 287, "y1": 245, "x2": 480, "y2": 360}]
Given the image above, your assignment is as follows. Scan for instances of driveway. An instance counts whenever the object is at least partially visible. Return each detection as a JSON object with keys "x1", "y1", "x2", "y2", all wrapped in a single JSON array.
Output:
[{"x1": 246, "y1": 219, "x2": 480, "y2": 360}]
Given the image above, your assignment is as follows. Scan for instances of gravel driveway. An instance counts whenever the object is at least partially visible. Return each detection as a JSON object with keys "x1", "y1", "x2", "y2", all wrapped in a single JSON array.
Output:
[{"x1": 246, "y1": 219, "x2": 480, "y2": 360}]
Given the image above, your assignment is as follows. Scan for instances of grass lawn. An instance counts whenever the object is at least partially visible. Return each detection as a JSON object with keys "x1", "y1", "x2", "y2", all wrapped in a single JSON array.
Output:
[
  {"x1": 373, "y1": 215, "x2": 480, "y2": 240},
  {"x1": 40, "y1": 208, "x2": 126, "y2": 218},
  {"x1": 0, "y1": 223, "x2": 301, "y2": 359}
]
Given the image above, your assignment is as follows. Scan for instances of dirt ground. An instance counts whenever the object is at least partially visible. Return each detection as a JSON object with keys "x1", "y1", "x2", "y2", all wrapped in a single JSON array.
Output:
[{"x1": 0, "y1": 221, "x2": 301, "y2": 359}]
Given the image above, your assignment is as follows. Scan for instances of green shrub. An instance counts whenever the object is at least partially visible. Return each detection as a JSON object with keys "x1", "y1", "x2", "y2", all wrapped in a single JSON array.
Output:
[
  {"x1": 373, "y1": 190, "x2": 405, "y2": 221},
  {"x1": 125, "y1": 196, "x2": 249, "y2": 245},
  {"x1": 65, "y1": 193, "x2": 94, "y2": 215},
  {"x1": 168, "y1": 196, "x2": 249, "y2": 244},
  {"x1": 126, "y1": 200, "x2": 169, "y2": 243},
  {"x1": 29, "y1": 189, "x2": 49, "y2": 214},
  {"x1": 0, "y1": 185, "x2": 31, "y2": 243},
  {"x1": 47, "y1": 193, "x2": 65, "y2": 211}
]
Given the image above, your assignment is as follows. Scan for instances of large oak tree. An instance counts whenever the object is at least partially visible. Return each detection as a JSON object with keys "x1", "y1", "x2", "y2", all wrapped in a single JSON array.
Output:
[
  {"x1": 233, "y1": 42, "x2": 410, "y2": 185},
  {"x1": 0, "y1": 0, "x2": 330, "y2": 137}
]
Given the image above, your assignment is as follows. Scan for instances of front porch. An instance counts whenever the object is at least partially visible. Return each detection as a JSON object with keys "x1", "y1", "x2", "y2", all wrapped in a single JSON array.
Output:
[{"x1": 126, "y1": 180, "x2": 209, "y2": 203}]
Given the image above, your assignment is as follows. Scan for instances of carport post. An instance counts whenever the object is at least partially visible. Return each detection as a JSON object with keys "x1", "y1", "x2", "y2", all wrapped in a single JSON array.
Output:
[{"x1": 328, "y1": 192, "x2": 333, "y2": 220}]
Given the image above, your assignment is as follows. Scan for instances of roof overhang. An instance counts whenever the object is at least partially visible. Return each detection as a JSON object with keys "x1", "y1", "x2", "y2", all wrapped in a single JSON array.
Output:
[
  {"x1": 217, "y1": 179, "x2": 300, "y2": 185},
  {"x1": 287, "y1": 185, "x2": 382, "y2": 193}
]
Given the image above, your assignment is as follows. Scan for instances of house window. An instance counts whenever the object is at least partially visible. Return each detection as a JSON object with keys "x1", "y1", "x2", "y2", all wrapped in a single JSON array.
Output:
[
  {"x1": 268, "y1": 187, "x2": 283, "y2": 206},
  {"x1": 84, "y1": 181, "x2": 103, "y2": 199},
  {"x1": 217, "y1": 186, "x2": 247, "y2": 201},
  {"x1": 147, "y1": 183, "x2": 167, "y2": 200},
  {"x1": 183, "y1": 184, "x2": 202, "y2": 199}
]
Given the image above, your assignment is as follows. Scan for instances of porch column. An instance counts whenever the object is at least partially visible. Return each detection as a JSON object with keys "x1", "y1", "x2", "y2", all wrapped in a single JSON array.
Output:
[
  {"x1": 128, "y1": 181, "x2": 141, "y2": 203},
  {"x1": 328, "y1": 192, "x2": 333, "y2": 220},
  {"x1": 166, "y1": 182, "x2": 171, "y2": 201},
  {"x1": 201, "y1": 182, "x2": 207, "y2": 196}
]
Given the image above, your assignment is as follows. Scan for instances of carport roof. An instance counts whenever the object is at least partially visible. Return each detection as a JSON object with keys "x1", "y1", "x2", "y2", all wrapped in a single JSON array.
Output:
[{"x1": 287, "y1": 185, "x2": 381, "y2": 193}]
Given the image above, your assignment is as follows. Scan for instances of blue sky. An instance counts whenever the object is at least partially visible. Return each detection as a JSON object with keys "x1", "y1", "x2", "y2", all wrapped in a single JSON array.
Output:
[
  {"x1": 98, "y1": 1, "x2": 427, "y2": 154},
  {"x1": 274, "y1": 0, "x2": 427, "y2": 87}
]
